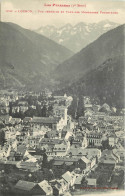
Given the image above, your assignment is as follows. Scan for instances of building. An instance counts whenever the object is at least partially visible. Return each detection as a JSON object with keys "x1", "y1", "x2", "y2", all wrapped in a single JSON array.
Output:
[
  {"x1": 39, "y1": 138, "x2": 70, "y2": 157},
  {"x1": 79, "y1": 157, "x2": 91, "y2": 171},
  {"x1": 71, "y1": 137, "x2": 88, "y2": 148},
  {"x1": 31, "y1": 116, "x2": 65, "y2": 131},
  {"x1": 53, "y1": 179, "x2": 68, "y2": 195},
  {"x1": 67, "y1": 148, "x2": 101, "y2": 161},
  {"x1": 53, "y1": 105, "x2": 68, "y2": 126},
  {"x1": 52, "y1": 157, "x2": 79, "y2": 170},
  {"x1": 86, "y1": 178, "x2": 97, "y2": 187},
  {"x1": 17, "y1": 161, "x2": 41, "y2": 172},
  {"x1": 74, "y1": 175, "x2": 83, "y2": 189},
  {"x1": 99, "y1": 150, "x2": 119, "y2": 166},
  {"x1": 14, "y1": 180, "x2": 53, "y2": 195},
  {"x1": 23, "y1": 117, "x2": 32, "y2": 124},
  {"x1": 62, "y1": 171, "x2": 77, "y2": 188},
  {"x1": 86, "y1": 132, "x2": 102, "y2": 147},
  {"x1": 28, "y1": 136, "x2": 41, "y2": 148},
  {"x1": 108, "y1": 133, "x2": 117, "y2": 147},
  {"x1": 38, "y1": 180, "x2": 53, "y2": 195},
  {"x1": 16, "y1": 132, "x2": 27, "y2": 145},
  {"x1": 14, "y1": 180, "x2": 37, "y2": 195}
]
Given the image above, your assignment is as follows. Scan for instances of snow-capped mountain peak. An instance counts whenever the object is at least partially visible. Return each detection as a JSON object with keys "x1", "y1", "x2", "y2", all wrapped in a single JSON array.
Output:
[{"x1": 34, "y1": 21, "x2": 119, "y2": 53}]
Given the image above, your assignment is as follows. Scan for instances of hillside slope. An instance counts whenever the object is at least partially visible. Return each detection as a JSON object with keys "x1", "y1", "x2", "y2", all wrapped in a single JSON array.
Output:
[
  {"x1": 54, "y1": 24, "x2": 125, "y2": 84},
  {"x1": 54, "y1": 24, "x2": 125, "y2": 108},
  {"x1": 0, "y1": 22, "x2": 73, "y2": 89}
]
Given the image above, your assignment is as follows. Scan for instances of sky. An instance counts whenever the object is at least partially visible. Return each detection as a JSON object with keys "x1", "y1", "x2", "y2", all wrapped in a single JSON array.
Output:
[{"x1": 1, "y1": 0, "x2": 125, "y2": 29}]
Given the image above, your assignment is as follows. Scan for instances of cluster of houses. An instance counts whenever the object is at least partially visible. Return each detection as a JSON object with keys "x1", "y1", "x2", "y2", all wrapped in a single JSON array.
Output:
[{"x1": 0, "y1": 91, "x2": 124, "y2": 195}]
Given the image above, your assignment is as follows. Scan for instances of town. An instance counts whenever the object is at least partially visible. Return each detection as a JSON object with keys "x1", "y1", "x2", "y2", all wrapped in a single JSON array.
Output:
[{"x1": 0, "y1": 89, "x2": 124, "y2": 196}]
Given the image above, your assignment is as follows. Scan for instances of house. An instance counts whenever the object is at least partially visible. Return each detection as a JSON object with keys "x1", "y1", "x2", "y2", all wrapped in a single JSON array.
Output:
[
  {"x1": 14, "y1": 180, "x2": 37, "y2": 195},
  {"x1": 86, "y1": 132, "x2": 102, "y2": 147},
  {"x1": 89, "y1": 156, "x2": 97, "y2": 169},
  {"x1": 108, "y1": 133, "x2": 118, "y2": 147},
  {"x1": 12, "y1": 101, "x2": 28, "y2": 114},
  {"x1": 53, "y1": 179, "x2": 68, "y2": 195},
  {"x1": 28, "y1": 136, "x2": 41, "y2": 148},
  {"x1": 38, "y1": 180, "x2": 53, "y2": 195},
  {"x1": 16, "y1": 132, "x2": 27, "y2": 145},
  {"x1": 0, "y1": 115, "x2": 12, "y2": 125},
  {"x1": 53, "y1": 105, "x2": 68, "y2": 126},
  {"x1": 99, "y1": 150, "x2": 119, "y2": 166},
  {"x1": 14, "y1": 180, "x2": 53, "y2": 195},
  {"x1": 14, "y1": 144, "x2": 27, "y2": 161},
  {"x1": 84, "y1": 104, "x2": 93, "y2": 110},
  {"x1": 83, "y1": 96, "x2": 91, "y2": 105},
  {"x1": 62, "y1": 171, "x2": 77, "y2": 188},
  {"x1": 105, "y1": 115, "x2": 123, "y2": 123},
  {"x1": 7, "y1": 143, "x2": 26, "y2": 161},
  {"x1": 79, "y1": 157, "x2": 91, "y2": 171},
  {"x1": 39, "y1": 138, "x2": 70, "y2": 157},
  {"x1": 79, "y1": 116, "x2": 87, "y2": 126},
  {"x1": 7, "y1": 147, "x2": 16, "y2": 161},
  {"x1": 112, "y1": 148, "x2": 123, "y2": 161},
  {"x1": 23, "y1": 117, "x2": 32, "y2": 124},
  {"x1": 42, "y1": 88, "x2": 52, "y2": 98},
  {"x1": 12, "y1": 106, "x2": 20, "y2": 114},
  {"x1": 74, "y1": 175, "x2": 83, "y2": 189},
  {"x1": 17, "y1": 161, "x2": 41, "y2": 172},
  {"x1": 52, "y1": 157, "x2": 79, "y2": 171},
  {"x1": 52, "y1": 141, "x2": 70, "y2": 157},
  {"x1": 71, "y1": 136, "x2": 87, "y2": 148},
  {"x1": 86, "y1": 177, "x2": 97, "y2": 187},
  {"x1": 91, "y1": 112, "x2": 106, "y2": 121},
  {"x1": 84, "y1": 110, "x2": 94, "y2": 117},
  {"x1": 0, "y1": 103, "x2": 9, "y2": 115},
  {"x1": 99, "y1": 103, "x2": 111, "y2": 113},
  {"x1": 46, "y1": 130, "x2": 61, "y2": 139},
  {"x1": 92, "y1": 105, "x2": 101, "y2": 112},
  {"x1": 52, "y1": 156, "x2": 94, "y2": 172},
  {"x1": 31, "y1": 116, "x2": 65, "y2": 131},
  {"x1": 10, "y1": 118, "x2": 22, "y2": 125},
  {"x1": 67, "y1": 148, "x2": 101, "y2": 161},
  {"x1": 27, "y1": 148, "x2": 45, "y2": 161}
]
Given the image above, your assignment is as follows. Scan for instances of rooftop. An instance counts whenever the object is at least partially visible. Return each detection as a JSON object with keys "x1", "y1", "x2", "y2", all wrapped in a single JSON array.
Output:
[
  {"x1": 15, "y1": 180, "x2": 36, "y2": 191},
  {"x1": 38, "y1": 180, "x2": 52, "y2": 194},
  {"x1": 31, "y1": 116, "x2": 61, "y2": 124},
  {"x1": 62, "y1": 171, "x2": 72, "y2": 183}
]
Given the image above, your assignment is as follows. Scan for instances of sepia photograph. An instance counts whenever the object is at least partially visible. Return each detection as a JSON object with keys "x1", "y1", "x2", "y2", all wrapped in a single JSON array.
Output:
[{"x1": 0, "y1": 0, "x2": 125, "y2": 195}]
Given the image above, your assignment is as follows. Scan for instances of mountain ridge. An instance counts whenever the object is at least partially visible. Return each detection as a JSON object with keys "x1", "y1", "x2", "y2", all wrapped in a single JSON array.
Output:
[
  {"x1": 53, "y1": 24, "x2": 125, "y2": 83},
  {"x1": 34, "y1": 20, "x2": 119, "y2": 52},
  {"x1": 0, "y1": 22, "x2": 73, "y2": 90},
  {"x1": 53, "y1": 24, "x2": 125, "y2": 108}
]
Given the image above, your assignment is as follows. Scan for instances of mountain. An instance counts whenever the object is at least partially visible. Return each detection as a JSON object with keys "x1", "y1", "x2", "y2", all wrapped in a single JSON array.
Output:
[
  {"x1": 34, "y1": 20, "x2": 119, "y2": 53},
  {"x1": 0, "y1": 22, "x2": 73, "y2": 90},
  {"x1": 53, "y1": 24, "x2": 125, "y2": 108}
]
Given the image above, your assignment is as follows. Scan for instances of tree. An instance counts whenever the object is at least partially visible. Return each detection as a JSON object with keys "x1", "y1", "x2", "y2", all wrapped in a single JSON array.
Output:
[
  {"x1": 42, "y1": 152, "x2": 48, "y2": 167},
  {"x1": 24, "y1": 108, "x2": 36, "y2": 117},
  {"x1": 81, "y1": 177, "x2": 88, "y2": 187},
  {"x1": 41, "y1": 105, "x2": 47, "y2": 117},
  {"x1": 0, "y1": 130, "x2": 5, "y2": 146},
  {"x1": 101, "y1": 139, "x2": 110, "y2": 150}
]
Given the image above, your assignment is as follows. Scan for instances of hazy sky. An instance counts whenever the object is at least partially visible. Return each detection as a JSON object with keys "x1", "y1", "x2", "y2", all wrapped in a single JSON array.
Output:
[{"x1": 1, "y1": 0, "x2": 125, "y2": 29}]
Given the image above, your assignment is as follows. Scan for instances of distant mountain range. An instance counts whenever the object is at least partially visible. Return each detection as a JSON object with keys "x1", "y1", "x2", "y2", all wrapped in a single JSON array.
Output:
[
  {"x1": 53, "y1": 24, "x2": 125, "y2": 108},
  {"x1": 0, "y1": 22, "x2": 73, "y2": 90},
  {"x1": 34, "y1": 20, "x2": 119, "y2": 52}
]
